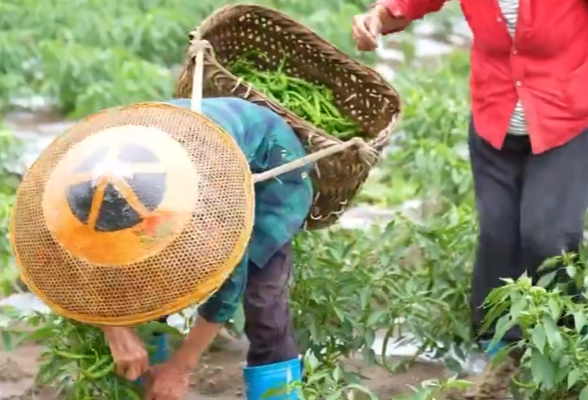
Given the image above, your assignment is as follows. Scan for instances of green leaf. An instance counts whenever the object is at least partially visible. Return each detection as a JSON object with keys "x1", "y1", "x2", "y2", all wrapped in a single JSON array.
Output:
[
  {"x1": 491, "y1": 346, "x2": 511, "y2": 367},
  {"x1": 539, "y1": 256, "x2": 560, "y2": 271},
  {"x1": 509, "y1": 297, "x2": 526, "y2": 319},
  {"x1": 530, "y1": 325, "x2": 546, "y2": 353},
  {"x1": 365, "y1": 309, "x2": 386, "y2": 327},
  {"x1": 325, "y1": 390, "x2": 343, "y2": 400},
  {"x1": 332, "y1": 365, "x2": 342, "y2": 382},
  {"x1": 359, "y1": 286, "x2": 371, "y2": 310},
  {"x1": 479, "y1": 300, "x2": 509, "y2": 334},
  {"x1": 541, "y1": 316, "x2": 563, "y2": 350},
  {"x1": 530, "y1": 350, "x2": 555, "y2": 389},
  {"x1": 1, "y1": 330, "x2": 14, "y2": 351},
  {"x1": 345, "y1": 383, "x2": 378, "y2": 399},
  {"x1": 547, "y1": 298, "x2": 561, "y2": 320},
  {"x1": 578, "y1": 243, "x2": 587, "y2": 261},
  {"x1": 142, "y1": 321, "x2": 181, "y2": 336},
  {"x1": 536, "y1": 270, "x2": 557, "y2": 288},
  {"x1": 566, "y1": 265, "x2": 577, "y2": 278},
  {"x1": 568, "y1": 368, "x2": 582, "y2": 390},
  {"x1": 364, "y1": 329, "x2": 375, "y2": 347},
  {"x1": 446, "y1": 379, "x2": 473, "y2": 390},
  {"x1": 554, "y1": 362, "x2": 570, "y2": 385},
  {"x1": 574, "y1": 311, "x2": 587, "y2": 334},
  {"x1": 306, "y1": 370, "x2": 330, "y2": 384},
  {"x1": 305, "y1": 353, "x2": 319, "y2": 372},
  {"x1": 362, "y1": 346, "x2": 376, "y2": 365},
  {"x1": 25, "y1": 326, "x2": 55, "y2": 342},
  {"x1": 580, "y1": 384, "x2": 588, "y2": 400},
  {"x1": 490, "y1": 315, "x2": 514, "y2": 345}
]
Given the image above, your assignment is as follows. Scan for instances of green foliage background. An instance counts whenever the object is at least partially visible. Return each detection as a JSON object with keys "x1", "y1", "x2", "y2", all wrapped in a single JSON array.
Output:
[{"x1": 3, "y1": 0, "x2": 584, "y2": 399}]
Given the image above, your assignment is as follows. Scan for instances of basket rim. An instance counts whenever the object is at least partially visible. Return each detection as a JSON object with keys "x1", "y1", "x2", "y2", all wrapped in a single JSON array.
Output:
[{"x1": 190, "y1": 3, "x2": 403, "y2": 148}]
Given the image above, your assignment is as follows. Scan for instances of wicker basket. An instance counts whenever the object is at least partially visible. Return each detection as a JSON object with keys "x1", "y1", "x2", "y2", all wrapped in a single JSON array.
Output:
[{"x1": 174, "y1": 4, "x2": 401, "y2": 230}]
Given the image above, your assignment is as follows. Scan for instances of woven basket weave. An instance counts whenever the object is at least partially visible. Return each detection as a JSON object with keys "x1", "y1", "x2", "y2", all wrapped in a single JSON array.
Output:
[{"x1": 174, "y1": 4, "x2": 401, "y2": 230}]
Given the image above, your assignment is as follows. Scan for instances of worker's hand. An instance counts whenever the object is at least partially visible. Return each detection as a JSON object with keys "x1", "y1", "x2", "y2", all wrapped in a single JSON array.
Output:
[
  {"x1": 144, "y1": 361, "x2": 191, "y2": 400},
  {"x1": 352, "y1": 6, "x2": 383, "y2": 51},
  {"x1": 351, "y1": 5, "x2": 407, "y2": 51},
  {"x1": 101, "y1": 326, "x2": 149, "y2": 381}
]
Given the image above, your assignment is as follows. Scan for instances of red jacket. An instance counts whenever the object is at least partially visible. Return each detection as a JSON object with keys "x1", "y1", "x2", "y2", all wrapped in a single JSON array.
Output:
[{"x1": 376, "y1": 0, "x2": 588, "y2": 154}]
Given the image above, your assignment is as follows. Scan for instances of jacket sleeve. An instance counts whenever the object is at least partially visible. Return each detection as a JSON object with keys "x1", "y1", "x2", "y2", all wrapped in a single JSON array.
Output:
[
  {"x1": 375, "y1": 0, "x2": 448, "y2": 21},
  {"x1": 197, "y1": 253, "x2": 248, "y2": 324}
]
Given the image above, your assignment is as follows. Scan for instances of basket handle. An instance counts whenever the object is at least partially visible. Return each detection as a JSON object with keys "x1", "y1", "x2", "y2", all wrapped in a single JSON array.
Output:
[
  {"x1": 252, "y1": 138, "x2": 376, "y2": 183},
  {"x1": 189, "y1": 38, "x2": 211, "y2": 113},
  {"x1": 188, "y1": 39, "x2": 378, "y2": 184}
]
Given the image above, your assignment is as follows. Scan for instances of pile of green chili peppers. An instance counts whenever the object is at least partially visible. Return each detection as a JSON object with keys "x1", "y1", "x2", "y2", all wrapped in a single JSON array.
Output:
[
  {"x1": 228, "y1": 54, "x2": 362, "y2": 140},
  {"x1": 35, "y1": 318, "x2": 175, "y2": 400}
]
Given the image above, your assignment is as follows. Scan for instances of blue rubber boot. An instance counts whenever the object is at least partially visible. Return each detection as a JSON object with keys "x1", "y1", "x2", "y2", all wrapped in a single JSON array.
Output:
[
  {"x1": 243, "y1": 358, "x2": 302, "y2": 400},
  {"x1": 481, "y1": 339, "x2": 506, "y2": 357},
  {"x1": 148, "y1": 333, "x2": 170, "y2": 365}
]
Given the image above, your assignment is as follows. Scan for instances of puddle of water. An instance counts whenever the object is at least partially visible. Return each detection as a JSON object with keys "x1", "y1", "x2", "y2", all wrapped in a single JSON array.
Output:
[
  {"x1": 9, "y1": 96, "x2": 55, "y2": 112},
  {"x1": 5, "y1": 110, "x2": 73, "y2": 176},
  {"x1": 338, "y1": 200, "x2": 423, "y2": 230}
]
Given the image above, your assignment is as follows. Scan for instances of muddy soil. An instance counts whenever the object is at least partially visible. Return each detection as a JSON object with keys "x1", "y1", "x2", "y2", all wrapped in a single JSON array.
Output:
[{"x1": 0, "y1": 339, "x2": 447, "y2": 400}]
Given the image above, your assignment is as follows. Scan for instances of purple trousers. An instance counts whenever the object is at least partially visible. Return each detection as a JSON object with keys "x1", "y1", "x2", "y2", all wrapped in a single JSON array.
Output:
[{"x1": 243, "y1": 242, "x2": 298, "y2": 366}]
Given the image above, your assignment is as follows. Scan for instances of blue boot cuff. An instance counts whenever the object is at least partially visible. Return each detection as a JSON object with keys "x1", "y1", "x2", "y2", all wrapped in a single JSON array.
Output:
[
  {"x1": 243, "y1": 358, "x2": 302, "y2": 400},
  {"x1": 149, "y1": 333, "x2": 169, "y2": 365},
  {"x1": 481, "y1": 340, "x2": 507, "y2": 357}
]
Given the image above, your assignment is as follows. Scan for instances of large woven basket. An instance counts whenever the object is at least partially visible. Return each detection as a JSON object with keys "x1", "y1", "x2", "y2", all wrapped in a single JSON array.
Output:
[{"x1": 174, "y1": 4, "x2": 401, "y2": 230}]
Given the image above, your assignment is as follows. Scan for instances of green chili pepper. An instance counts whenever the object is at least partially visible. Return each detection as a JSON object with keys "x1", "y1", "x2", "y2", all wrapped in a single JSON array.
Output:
[
  {"x1": 74, "y1": 376, "x2": 90, "y2": 398},
  {"x1": 228, "y1": 51, "x2": 363, "y2": 139},
  {"x1": 83, "y1": 360, "x2": 114, "y2": 379},
  {"x1": 83, "y1": 355, "x2": 112, "y2": 375},
  {"x1": 53, "y1": 349, "x2": 94, "y2": 360},
  {"x1": 122, "y1": 386, "x2": 142, "y2": 400}
]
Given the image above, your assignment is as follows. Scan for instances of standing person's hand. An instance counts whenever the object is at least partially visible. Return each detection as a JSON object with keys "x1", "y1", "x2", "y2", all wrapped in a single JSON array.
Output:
[
  {"x1": 101, "y1": 326, "x2": 149, "y2": 381},
  {"x1": 144, "y1": 362, "x2": 191, "y2": 400},
  {"x1": 352, "y1": 5, "x2": 408, "y2": 51}
]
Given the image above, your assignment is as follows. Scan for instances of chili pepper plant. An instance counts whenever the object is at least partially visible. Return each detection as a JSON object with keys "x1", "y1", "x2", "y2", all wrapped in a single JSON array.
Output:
[
  {"x1": 481, "y1": 248, "x2": 588, "y2": 400},
  {"x1": 1, "y1": 309, "x2": 183, "y2": 399},
  {"x1": 5, "y1": 1, "x2": 588, "y2": 399}
]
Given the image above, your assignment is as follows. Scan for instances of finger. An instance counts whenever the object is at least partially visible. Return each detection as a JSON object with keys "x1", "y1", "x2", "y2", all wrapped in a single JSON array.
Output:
[
  {"x1": 368, "y1": 13, "x2": 382, "y2": 39},
  {"x1": 352, "y1": 16, "x2": 372, "y2": 39},
  {"x1": 138, "y1": 356, "x2": 150, "y2": 376},
  {"x1": 352, "y1": 18, "x2": 377, "y2": 51},
  {"x1": 125, "y1": 365, "x2": 141, "y2": 381},
  {"x1": 351, "y1": 25, "x2": 360, "y2": 43},
  {"x1": 351, "y1": 25, "x2": 372, "y2": 51},
  {"x1": 115, "y1": 362, "x2": 127, "y2": 378},
  {"x1": 351, "y1": 23, "x2": 362, "y2": 40},
  {"x1": 354, "y1": 33, "x2": 376, "y2": 52}
]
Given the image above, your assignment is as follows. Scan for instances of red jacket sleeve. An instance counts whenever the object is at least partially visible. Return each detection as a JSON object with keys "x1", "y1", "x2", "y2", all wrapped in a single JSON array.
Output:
[{"x1": 375, "y1": 0, "x2": 448, "y2": 21}]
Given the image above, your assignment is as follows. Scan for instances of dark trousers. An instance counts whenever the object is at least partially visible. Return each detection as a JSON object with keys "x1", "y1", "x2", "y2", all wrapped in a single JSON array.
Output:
[
  {"x1": 469, "y1": 122, "x2": 588, "y2": 343},
  {"x1": 156, "y1": 244, "x2": 297, "y2": 366},
  {"x1": 244, "y1": 242, "x2": 298, "y2": 366}
]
